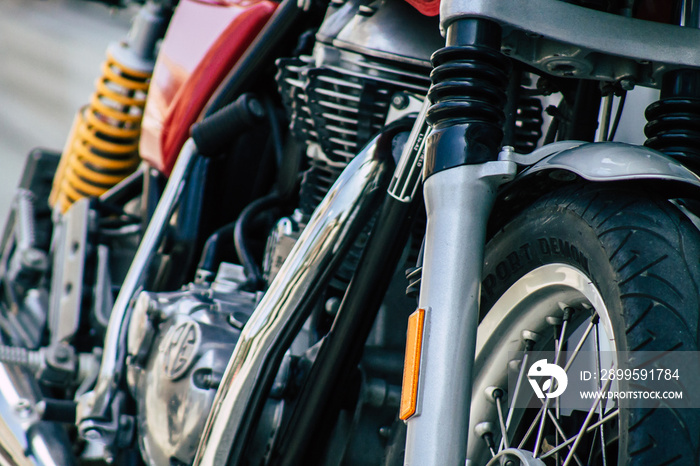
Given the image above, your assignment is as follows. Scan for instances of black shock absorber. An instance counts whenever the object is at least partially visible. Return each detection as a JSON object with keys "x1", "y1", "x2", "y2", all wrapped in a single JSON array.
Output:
[
  {"x1": 644, "y1": 69, "x2": 700, "y2": 172},
  {"x1": 424, "y1": 19, "x2": 510, "y2": 175},
  {"x1": 514, "y1": 95, "x2": 544, "y2": 154}
]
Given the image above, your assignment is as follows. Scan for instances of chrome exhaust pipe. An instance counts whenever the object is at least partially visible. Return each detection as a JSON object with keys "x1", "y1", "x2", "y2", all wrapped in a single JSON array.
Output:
[{"x1": 194, "y1": 126, "x2": 402, "y2": 465}]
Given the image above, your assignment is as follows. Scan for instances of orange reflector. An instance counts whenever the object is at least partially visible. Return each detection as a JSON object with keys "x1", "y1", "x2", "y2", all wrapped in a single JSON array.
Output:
[{"x1": 400, "y1": 308, "x2": 426, "y2": 420}]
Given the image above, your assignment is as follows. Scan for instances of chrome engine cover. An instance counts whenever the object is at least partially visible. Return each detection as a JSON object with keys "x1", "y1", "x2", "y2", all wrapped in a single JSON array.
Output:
[{"x1": 126, "y1": 264, "x2": 257, "y2": 465}]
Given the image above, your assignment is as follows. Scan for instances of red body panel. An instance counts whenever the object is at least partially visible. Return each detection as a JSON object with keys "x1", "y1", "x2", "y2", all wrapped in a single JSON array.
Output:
[
  {"x1": 140, "y1": 0, "x2": 277, "y2": 175},
  {"x1": 404, "y1": 0, "x2": 439, "y2": 16}
]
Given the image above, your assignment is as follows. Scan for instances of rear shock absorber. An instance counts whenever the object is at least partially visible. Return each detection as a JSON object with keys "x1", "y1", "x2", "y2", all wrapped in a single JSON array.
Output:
[
  {"x1": 50, "y1": 3, "x2": 169, "y2": 213},
  {"x1": 644, "y1": 1, "x2": 700, "y2": 172},
  {"x1": 644, "y1": 69, "x2": 700, "y2": 172},
  {"x1": 514, "y1": 95, "x2": 544, "y2": 154}
]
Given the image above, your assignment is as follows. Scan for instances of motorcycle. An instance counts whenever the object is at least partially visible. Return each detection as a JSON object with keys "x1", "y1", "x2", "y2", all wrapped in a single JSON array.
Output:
[{"x1": 1, "y1": 0, "x2": 699, "y2": 464}]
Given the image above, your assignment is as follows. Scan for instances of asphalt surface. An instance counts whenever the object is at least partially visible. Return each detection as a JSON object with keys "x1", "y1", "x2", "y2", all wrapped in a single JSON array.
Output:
[{"x1": 0, "y1": 0, "x2": 131, "y2": 221}]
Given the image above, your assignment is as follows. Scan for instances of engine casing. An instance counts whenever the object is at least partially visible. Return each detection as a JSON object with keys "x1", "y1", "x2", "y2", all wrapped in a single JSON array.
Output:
[{"x1": 126, "y1": 263, "x2": 257, "y2": 465}]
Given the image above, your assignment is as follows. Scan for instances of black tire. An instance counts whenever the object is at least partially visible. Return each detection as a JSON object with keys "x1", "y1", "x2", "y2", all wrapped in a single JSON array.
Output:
[{"x1": 481, "y1": 183, "x2": 700, "y2": 465}]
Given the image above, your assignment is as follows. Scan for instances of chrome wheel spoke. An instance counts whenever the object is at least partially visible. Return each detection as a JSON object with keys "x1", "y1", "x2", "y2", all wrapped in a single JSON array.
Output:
[
  {"x1": 533, "y1": 310, "x2": 570, "y2": 457},
  {"x1": 500, "y1": 350, "x2": 530, "y2": 452},
  {"x1": 562, "y1": 315, "x2": 597, "y2": 374},
  {"x1": 562, "y1": 370, "x2": 614, "y2": 466},
  {"x1": 539, "y1": 409, "x2": 619, "y2": 461},
  {"x1": 495, "y1": 394, "x2": 510, "y2": 449},
  {"x1": 532, "y1": 397, "x2": 550, "y2": 456},
  {"x1": 517, "y1": 405, "x2": 544, "y2": 449},
  {"x1": 543, "y1": 406, "x2": 584, "y2": 466},
  {"x1": 594, "y1": 321, "x2": 609, "y2": 466},
  {"x1": 476, "y1": 265, "x2": 620, "y2": 465}
]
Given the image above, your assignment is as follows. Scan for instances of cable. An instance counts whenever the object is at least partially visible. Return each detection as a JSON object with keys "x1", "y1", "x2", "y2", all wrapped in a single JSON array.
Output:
[
  {"x1": 233, "y1": 193, "x2": 281, "y2": 288},
  {"x1": 608, "y1": 91, "x2": 627, "y2": 141}
]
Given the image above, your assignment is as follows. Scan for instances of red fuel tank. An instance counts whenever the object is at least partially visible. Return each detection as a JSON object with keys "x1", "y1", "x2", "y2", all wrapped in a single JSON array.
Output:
[{"x1": 139, "y1": 0, "x2": 277, "y2": 175}]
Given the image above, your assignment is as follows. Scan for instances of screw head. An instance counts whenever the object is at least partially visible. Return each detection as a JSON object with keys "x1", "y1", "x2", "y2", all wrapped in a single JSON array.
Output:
[
  {"x1": 21, "y1": 248, "x2": 48, "y2": 270},
  {"x1": 54, "y1": 344, "x2": 71, "y2": 363},
  {"x1": 14, "y1": 399, "x2": 32, "y2": 417},
  {"x1": 391, "y1": 93, "x2": 409, "y2": 110}
]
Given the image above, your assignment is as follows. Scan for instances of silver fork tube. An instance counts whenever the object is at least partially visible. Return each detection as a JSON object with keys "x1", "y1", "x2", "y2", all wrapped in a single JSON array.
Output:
[
  {"x1": 194, "y1": 131, "x2": 396, "y2": 465},
  {"x1": 404, "y1": 158, "x2": 515, "y2": 465},
  {"x1": 77, "y1": 139, "x2": 198, "y2": 427}
]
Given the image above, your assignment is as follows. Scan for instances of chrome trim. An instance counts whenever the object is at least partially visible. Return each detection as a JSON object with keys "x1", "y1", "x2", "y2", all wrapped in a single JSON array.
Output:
[
  {"x1": 318, "y1": 0, "x2": 442, "y2": 68},
  {"x1": 388, "y1": 98, "x2": 430, "y2": 203},
  {"x1": 439, "y1": 0, "x2": 700, "y2": 87},
  {"x1": 77, "y1": 139, "x2": 199, "y2": 430},
  {"x1": 194, "y1": 131, "x2": 396, "y2": 465},
  {"x1": 520, "y1": 141, "x2": 700, "y2": 187}
]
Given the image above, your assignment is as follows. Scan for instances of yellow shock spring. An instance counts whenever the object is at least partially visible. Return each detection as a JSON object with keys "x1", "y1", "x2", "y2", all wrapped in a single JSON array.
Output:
[{"x1": 50, "y1": 51, "x2": 152, "y2": 213}]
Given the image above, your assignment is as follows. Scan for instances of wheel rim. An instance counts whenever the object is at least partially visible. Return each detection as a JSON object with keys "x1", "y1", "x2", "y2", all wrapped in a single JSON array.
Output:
[{"x1": 468, "y1": 263, "x2": 621, "y2": 465}]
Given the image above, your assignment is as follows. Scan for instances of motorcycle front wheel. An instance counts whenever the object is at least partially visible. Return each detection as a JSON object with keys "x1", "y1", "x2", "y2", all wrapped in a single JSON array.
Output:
[{"x1": 471, "y1": 183, "x2": 700, "y2": 465}]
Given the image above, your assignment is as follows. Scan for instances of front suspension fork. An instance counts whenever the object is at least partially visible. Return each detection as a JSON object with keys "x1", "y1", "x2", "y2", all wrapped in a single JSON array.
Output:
[{"x1": 403, "y1": 19, "x2": 516, "y2": 465}]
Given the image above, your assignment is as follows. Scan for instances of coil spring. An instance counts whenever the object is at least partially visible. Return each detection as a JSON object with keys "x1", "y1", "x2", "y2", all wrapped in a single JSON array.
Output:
[
  {"x1": 514, "y1": 96, "x2": 543, "y2": 154},
  {"x1": 426, "y1": 44, "x2": 509, "y2": 130},
  {"x1": 50, "y1": 52, "x2": 151, "y2": 213},
  {"x1": 644, "y1": 97, "x2": 700, "y2": 171}
]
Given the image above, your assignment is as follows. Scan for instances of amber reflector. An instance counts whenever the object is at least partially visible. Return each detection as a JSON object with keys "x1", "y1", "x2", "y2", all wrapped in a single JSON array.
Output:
[{"x1": 399, "y1": 308, "x2": 426, "y2": 420}]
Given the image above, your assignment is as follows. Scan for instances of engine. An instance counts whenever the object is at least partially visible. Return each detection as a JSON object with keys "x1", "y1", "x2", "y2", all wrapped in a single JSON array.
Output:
[
  {"x1": 125, "y1": 0, "x2": 442, "y2": 463},
  {"x1": 266, "y1": 0, "x2": 439, "y2": 286}
]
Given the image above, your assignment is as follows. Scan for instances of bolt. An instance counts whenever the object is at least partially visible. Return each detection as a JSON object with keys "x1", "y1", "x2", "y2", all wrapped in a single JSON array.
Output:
[
  {"x1": 14, "y1": 399, "x2": 32, "y2": 417},
  {"x1": 499, "y1": 145, "x2": 515, "y2": 161},
  {"x1": 619, "y1": 77, "x2": 635, "y2": 91},
  {"x1": 378, "y1": 426, "x2": 392, "y2": 439},
  {"x1": 505, "y1": 460, "x2": 516, "y2": 466},
  {"x1": 325, "y1": 297, "x2": 341, "y2": 316},
  {"x1": 21, "y1": 248, "x2": 48, "y2": 270},
  {"x1": 83, "y1": 429, "x2": 102, "y2": 441},
  {"x1": 391, "y1": 92, "x2": 409, "y2": 110},
  {"x1": 54, "y1": 345, "x2": 71, "y2": 363}
]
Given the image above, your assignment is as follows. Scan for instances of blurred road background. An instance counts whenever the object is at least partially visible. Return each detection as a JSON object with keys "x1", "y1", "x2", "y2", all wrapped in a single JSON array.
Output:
[{"x1": 0, "y1": 0, "x2": 131, "y2": 220}]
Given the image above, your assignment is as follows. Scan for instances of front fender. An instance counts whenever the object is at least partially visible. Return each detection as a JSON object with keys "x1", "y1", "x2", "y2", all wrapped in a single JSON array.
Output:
[{"x1": 517, "y1": 141, "x2": 700, "y2": 188}]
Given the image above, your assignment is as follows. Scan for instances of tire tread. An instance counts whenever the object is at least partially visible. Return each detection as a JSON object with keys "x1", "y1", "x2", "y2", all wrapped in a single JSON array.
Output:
[{"x1": 487, "y1": 184, "x2": 700, "y2": 466}]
